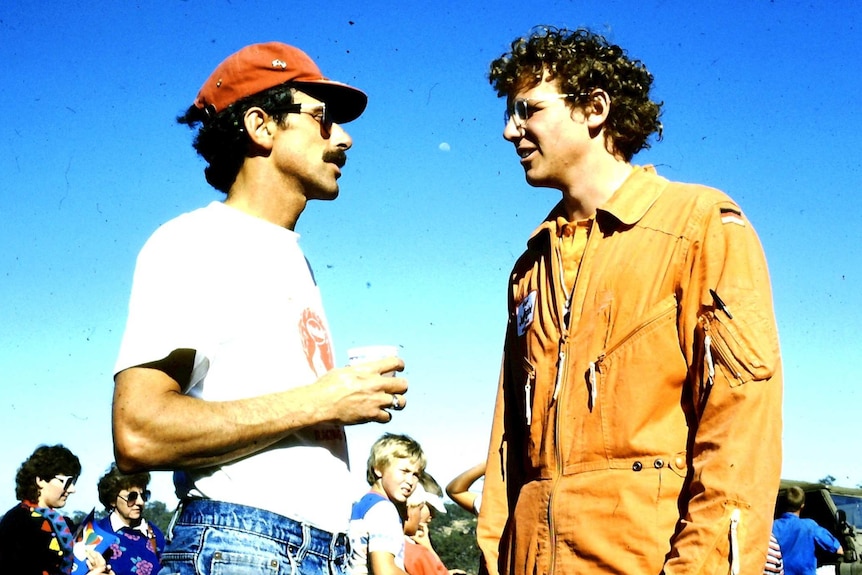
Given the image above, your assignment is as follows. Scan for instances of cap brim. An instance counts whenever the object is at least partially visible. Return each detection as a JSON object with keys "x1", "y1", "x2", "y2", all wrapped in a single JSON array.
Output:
[
  {"x1": 425, "y1": 493, "x2": 447, "y2": 514},
  {"x1": 294, "y1": 81, "x2": 368, "y2": 124}
]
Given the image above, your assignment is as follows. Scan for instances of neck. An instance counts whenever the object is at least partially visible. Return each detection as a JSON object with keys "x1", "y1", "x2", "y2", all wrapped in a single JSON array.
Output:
[
  {"x1": 226, "y1": 163, "x2": 306, "y2": 230},
  {"x1": 560, "y1": 155, "x2": 633, "y2": 221}
]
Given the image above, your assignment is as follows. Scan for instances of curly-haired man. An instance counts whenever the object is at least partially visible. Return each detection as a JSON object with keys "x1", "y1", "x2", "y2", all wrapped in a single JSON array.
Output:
[{"x1": 478, "y1": 27, "x2": 782, "y2": 575}]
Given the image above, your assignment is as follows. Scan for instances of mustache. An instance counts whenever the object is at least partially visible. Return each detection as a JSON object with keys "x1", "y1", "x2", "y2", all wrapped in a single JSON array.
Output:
[{"x1": 323, "y1": 149, "x2": 347, "y2": 168}]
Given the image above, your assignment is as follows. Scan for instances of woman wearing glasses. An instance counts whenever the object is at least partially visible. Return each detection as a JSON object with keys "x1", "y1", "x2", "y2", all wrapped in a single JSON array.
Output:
[
  {"x1": 95, "y1": 463, "x2": 164, "y2": 575},
  {"x1": 0, "y1": 443, "x2": 110, "y2": 574}
]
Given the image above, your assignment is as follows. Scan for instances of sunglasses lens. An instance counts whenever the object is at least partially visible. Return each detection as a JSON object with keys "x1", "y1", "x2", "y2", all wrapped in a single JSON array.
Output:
[
  {"x1": 321, "y1": 105, "x2": 333, "y2": 132},
  {"x1": 515, "y1": 100, "x2": 529, "y2": 122},
  {"x1": 58, "y1": 476, "x2": 77, "y2": 491},
  {"x1": 124, "y1": 490, "x2": 151, "y2": 504}
]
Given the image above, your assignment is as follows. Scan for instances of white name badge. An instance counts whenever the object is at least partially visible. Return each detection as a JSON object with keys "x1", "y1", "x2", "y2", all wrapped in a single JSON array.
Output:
[{"x1": 516, "y1": 291, "x2": 537, "y2": 337}]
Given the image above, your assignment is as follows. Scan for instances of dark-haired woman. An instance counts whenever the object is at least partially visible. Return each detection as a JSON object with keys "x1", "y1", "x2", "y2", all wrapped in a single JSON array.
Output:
[{"x1": 0, "y1": 444, "x2": 110, "y2": 575}]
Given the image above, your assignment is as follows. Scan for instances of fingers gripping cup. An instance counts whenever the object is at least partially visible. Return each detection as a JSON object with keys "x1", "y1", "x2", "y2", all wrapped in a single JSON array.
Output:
[{"x1": 347, "y1": 345, "x2": 400, "y2": 376}]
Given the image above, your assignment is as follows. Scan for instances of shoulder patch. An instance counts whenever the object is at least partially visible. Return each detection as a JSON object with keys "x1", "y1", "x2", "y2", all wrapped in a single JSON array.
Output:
[{"x1": 720, "y1": 206, "x2": 746, "y2": 227}]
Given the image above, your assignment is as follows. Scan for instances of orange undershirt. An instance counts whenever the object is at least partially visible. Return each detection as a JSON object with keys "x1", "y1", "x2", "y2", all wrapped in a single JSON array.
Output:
[{"x1": 556, "y1": 217, "x2": 592, "y2": 293}]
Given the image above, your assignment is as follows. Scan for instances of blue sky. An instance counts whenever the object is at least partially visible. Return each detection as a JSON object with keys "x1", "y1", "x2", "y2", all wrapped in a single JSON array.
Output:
[{"x1": 1, "y1": 0, "x2": 860, "y2": 515}]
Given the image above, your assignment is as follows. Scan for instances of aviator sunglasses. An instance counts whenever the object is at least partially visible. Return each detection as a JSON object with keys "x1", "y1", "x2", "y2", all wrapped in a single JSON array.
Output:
[{"x1": 118, "y1": 489, "x2": 152, "y2": 505}]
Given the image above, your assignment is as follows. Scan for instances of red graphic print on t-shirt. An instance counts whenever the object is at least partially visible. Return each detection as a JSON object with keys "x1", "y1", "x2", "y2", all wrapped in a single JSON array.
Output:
[{"x1": 299, "y1": 308, "x2": 334, "y2": 376}]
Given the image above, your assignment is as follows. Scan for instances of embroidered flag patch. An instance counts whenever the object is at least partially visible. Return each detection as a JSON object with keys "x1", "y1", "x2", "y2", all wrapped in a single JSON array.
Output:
[
  {"x1": 720, "y1": 207, "x2": 746, "y2": 227},
  {"x1": 516, "y1": 291, "x2": 537, "y2": 336}
]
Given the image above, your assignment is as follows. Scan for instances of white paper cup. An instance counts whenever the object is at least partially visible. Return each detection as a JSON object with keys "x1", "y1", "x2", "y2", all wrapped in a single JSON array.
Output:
[{"x1": 347, "y1": 345, "x2": 400, "y2": 376}]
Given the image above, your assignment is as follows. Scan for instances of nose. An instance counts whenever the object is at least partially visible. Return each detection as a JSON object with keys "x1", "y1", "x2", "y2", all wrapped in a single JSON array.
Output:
[
  {"x1": 503, "y1": 116, "x2": 524, "y2": 142},
  {"x1": 330, "y1": 123, "x2": 353, "y2": 150}
]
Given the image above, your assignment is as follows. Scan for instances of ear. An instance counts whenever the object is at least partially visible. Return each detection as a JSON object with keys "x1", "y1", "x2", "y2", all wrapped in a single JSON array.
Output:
[
  {"x1": 34, "y1": 476, "x2": 48, "y2": 494},
  {"x1": 583, "y1": 89, "x2": 612, "y2": 130},
  {"x1": 243, "y1": 107, "x2": 276, "y2": 151}
]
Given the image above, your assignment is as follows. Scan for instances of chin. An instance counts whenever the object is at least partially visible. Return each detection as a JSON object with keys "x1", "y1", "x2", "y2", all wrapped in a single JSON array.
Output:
[
  {"x1": 310, "y1": 187, "x2": 340, "y2": 201},
  {"x1": 524, "y1": 172, "x2": 557, "y2": 190},
  {"x1": 524, "y1": 174, "x2": 545, "y2": 188}
]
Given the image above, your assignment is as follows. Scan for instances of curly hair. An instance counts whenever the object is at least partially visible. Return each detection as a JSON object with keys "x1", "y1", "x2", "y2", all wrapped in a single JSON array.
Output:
[
  {"x1": 96, "y1": 463, "x2": 151, "y2": 510},
  {"x1": 177, "y1": 83, "x2": 299, "y2": 194},
  {"x1": 15, "y1": 444, "x2": 82, "y2": 503},
  {"x1": 489, "y1": 26, "x2": 662, "y2": 161}
]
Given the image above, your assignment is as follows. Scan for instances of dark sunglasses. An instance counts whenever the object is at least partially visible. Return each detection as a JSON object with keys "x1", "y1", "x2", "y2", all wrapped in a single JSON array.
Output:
[
  {"x1": 52, "y1": 474, "x2": 78, "y2": 492},
  {"x1": 270, "y1": 102, "x2": 333, "y2": 134},
  {"x1": 118, "y1": 489, "x2": 151, "y2": 504}
]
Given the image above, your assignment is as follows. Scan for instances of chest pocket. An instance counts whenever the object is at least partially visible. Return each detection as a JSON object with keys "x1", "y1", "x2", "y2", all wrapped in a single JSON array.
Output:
[
  {"x1": 568, "y1": 295, "x2": 688, "y2": 463},
  {"x1": 699, "y1": 306, "x2": 779, "y2": 389}
]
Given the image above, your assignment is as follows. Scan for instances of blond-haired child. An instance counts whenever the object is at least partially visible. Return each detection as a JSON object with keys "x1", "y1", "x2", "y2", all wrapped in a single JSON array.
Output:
[{"x1": 348, "y1": 433, "x2": 425, "y2": 575}]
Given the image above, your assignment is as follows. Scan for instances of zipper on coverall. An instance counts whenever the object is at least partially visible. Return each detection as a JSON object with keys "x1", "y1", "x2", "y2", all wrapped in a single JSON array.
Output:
[{"x1": 548, "y1": 230, "x2": 582, "y2": 575}]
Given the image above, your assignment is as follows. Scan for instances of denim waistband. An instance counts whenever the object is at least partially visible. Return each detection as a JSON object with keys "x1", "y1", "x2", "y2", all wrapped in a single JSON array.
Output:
[{"x1": 177, "y1": 499, "x2": 347, "y2": 558}]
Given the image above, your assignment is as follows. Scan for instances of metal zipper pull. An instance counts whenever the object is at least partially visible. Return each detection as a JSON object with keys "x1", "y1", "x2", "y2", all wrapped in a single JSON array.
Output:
[
  {"x1": 704, "y1": 333, "x2": 715, "y2": 390},
  {"x1": 553, "y1": 348, "x2": 565, "y2": 401},
  {"x1": 729, "y1": 508, "x2": 741, "y2": 575}
]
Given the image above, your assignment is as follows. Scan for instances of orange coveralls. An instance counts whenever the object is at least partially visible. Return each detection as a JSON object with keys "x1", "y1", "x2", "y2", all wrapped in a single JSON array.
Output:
[{"x1": 478, "y1": 166, "x2": 782, "y2": 575}]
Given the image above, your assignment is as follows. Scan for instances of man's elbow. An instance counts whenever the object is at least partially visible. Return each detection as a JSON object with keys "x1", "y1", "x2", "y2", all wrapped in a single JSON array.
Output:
[{"x1": 112, "y1": 423, "x2": 159, "y2": 473}]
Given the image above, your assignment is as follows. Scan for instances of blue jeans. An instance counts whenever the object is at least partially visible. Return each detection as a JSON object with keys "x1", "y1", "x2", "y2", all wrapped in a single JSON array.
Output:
[{"x1": 158, "y1": 499, "x2": 348, "y2": 575}]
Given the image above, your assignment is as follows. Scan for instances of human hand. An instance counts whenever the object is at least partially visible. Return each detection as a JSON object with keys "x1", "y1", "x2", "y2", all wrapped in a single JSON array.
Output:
[
  {"x1": 410, "y1": 521, "x2": 434, "y2": 551},
  {"x1": 84, "y1": 548, "x2": 112, "y2": 574},
  {"x1": 316, "y1": 357, "x2": 408, "y2": 424}
]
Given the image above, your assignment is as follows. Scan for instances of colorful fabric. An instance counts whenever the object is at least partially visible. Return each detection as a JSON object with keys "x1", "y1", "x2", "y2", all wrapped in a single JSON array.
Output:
[
  {"x1": 95, "y1": 512, "x2": 163, "y2": 575},
  {"x1": 71, "y1": 509, "x2": 119, "y2": 573},
  {"x1": 0, "y1": 501, "x2": 75, "y2": 574},
  {"x1": 31, "y1": 502, "x2": 76, "y2": 574}
]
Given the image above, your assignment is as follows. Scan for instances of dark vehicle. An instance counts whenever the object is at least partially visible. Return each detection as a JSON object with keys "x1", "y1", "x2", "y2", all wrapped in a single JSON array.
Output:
[{"x1": 777, "y1": 480, "x2": 862, "y2": 574}]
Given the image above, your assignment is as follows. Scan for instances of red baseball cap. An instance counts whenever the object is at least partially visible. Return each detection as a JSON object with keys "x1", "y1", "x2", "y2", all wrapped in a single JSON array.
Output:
[{"x1": 193, "y1": 42, "x2": 367, "y2": 124}]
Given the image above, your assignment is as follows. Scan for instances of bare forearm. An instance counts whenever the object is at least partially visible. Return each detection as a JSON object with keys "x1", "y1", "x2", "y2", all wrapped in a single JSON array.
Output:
[
  {"x1": 369, "y1": 551, "x2": 409, "y2": 575},
  {"x1": 114, "y1": 380, "x2": 323, "y2": 469},
  {"x1": 113, "y1": 358, "x2": 406, "y2": 471},
  {"x1": 446, "y1": 462, "x2": 485, "y2": 512}
]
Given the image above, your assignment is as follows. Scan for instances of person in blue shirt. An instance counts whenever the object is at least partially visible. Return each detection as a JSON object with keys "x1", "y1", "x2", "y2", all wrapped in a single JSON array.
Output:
[
  {"x1": 772, "y1": 486, "x2": 843, "y2": 575},
  {"x1": 95, "y1": 463, "x2": 164, "y2": 575}
]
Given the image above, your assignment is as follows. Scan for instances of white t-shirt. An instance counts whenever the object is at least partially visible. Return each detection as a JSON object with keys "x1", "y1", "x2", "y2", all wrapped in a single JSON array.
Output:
[
  {"x1": 347, "y1": 492, "x2": 406, "y2": 575},
  {"x1": 115, "y1": 201, "x2": 353, "y2": 533}
]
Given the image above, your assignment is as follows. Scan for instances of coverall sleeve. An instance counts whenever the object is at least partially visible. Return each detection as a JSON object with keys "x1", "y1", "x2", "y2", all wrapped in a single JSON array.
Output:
[
  {"x1": 664, "y1": 199, "x2": 783, "y2": 575},
  {"x1": 477, "y1": 350, "x2": 517, "y2": 575}
]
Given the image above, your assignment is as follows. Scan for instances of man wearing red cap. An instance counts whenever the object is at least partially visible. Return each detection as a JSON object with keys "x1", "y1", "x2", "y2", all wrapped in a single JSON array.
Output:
[{"x1": 112, "y1": 42, "x2": 407, "y2": 575}]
